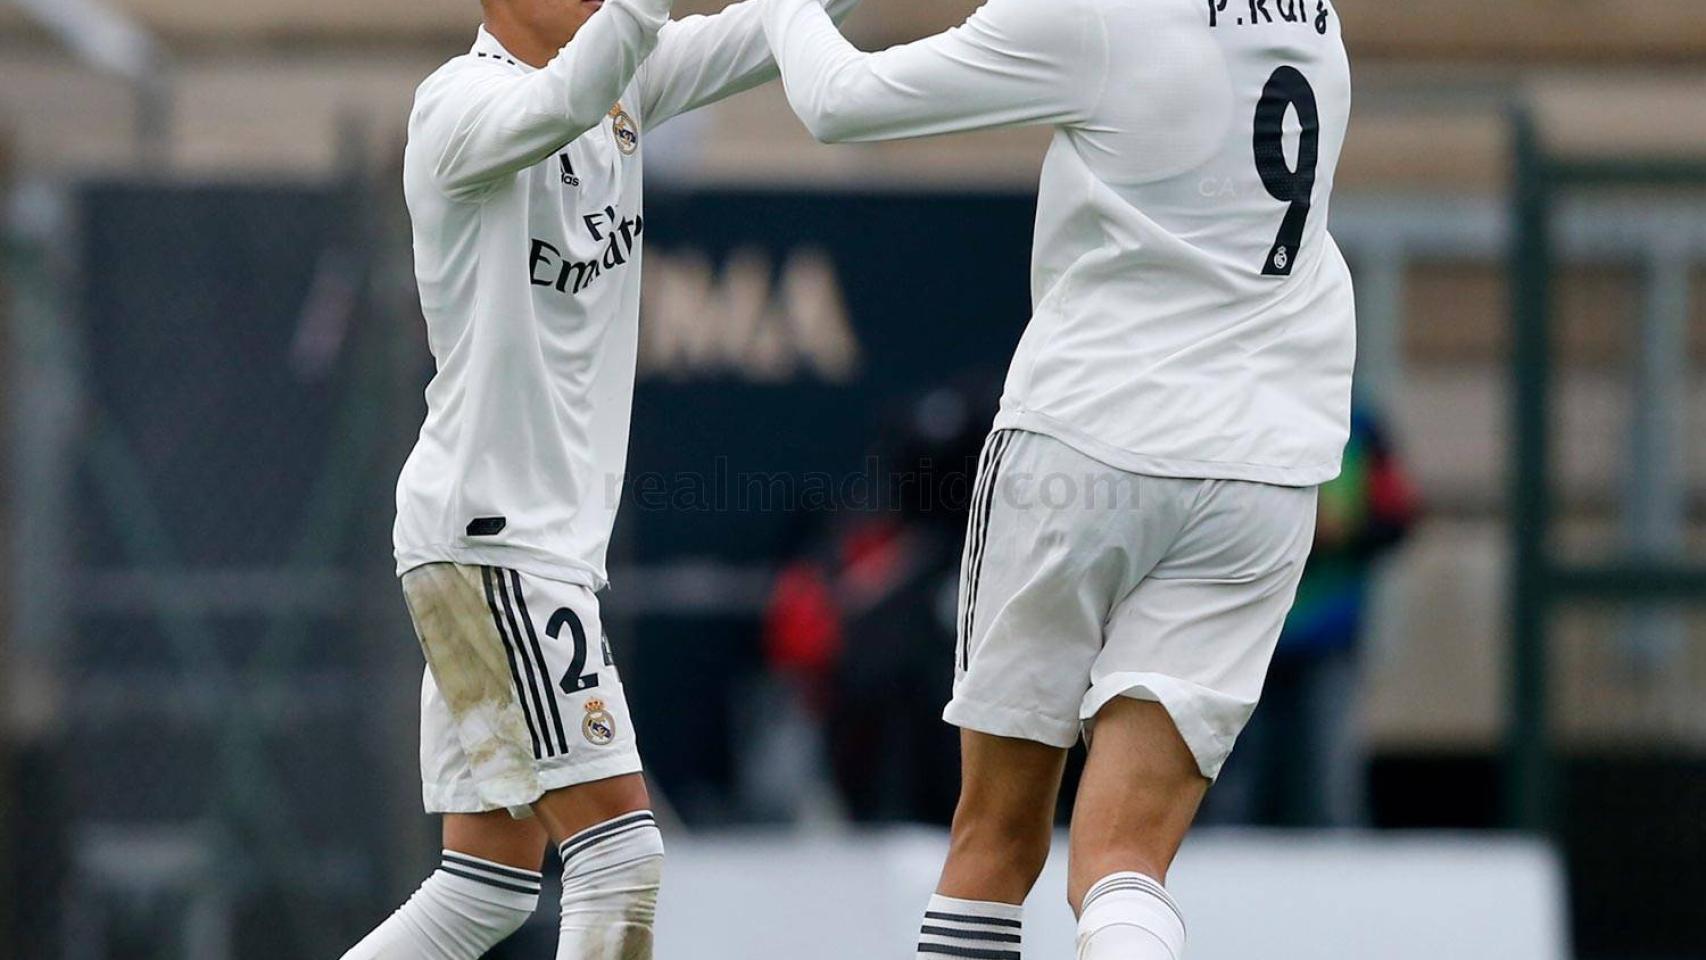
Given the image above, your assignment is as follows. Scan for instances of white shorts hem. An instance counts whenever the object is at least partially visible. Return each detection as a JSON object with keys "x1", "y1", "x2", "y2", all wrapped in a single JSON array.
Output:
[
  {"x1": 423, "y1": 751, "x2": 646, "y2": 815},
  {"x1": 943, "y1": 695, "x2": 1080, "y2": 749},
  {"x1": 1080, "y1": 671, "x2": 1249, "y2": 781}
]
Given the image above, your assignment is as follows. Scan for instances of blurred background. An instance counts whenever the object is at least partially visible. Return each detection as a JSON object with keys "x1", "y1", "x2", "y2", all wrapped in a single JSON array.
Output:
[{"x1": 1, "y1": 0, "x2": 1703, "y2": 957}]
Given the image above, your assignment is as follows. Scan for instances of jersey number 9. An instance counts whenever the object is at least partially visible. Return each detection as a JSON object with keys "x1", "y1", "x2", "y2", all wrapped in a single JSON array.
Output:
[{"x1": 1251, "y1": 66, "x2": 1320, "y2": 277}]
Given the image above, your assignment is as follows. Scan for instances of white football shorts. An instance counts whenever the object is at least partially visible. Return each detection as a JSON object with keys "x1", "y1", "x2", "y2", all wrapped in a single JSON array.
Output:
[
  {"x1": 946, "y1": 429, "x2": 1318, "y2": 780},
  {"x1": 402, "y1": 562, "x2": 643, "y2": 814}
]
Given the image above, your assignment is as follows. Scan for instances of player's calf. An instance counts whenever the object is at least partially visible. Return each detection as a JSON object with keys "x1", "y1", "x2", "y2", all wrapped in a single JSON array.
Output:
[
  {"x1": 918, "y1": 731, "x2": 1066, "y2": 960},
  {"x1": 1068, "y1": 698, "x2": 1208, "y2": 960},
  {"x1": 938, "y1": 730, "x2": 1065, "y2": 903},
  {"x1": 940, "y1": 810, "x2": 1054, "y2": 905}
]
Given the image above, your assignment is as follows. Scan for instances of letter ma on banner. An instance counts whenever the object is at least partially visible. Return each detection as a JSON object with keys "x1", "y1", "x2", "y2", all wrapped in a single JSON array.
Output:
[{"x1": 639, "y1": 247, "x2": 861, "y2": 385}]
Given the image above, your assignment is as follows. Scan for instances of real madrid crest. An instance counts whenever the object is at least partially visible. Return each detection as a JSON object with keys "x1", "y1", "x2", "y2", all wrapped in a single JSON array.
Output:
[
  {"x1": 582, "y1": 698, "x2": 617, "y2": 745},
  {"x1": 609, "y1": 103, "x2": 639, "y2": 156}
]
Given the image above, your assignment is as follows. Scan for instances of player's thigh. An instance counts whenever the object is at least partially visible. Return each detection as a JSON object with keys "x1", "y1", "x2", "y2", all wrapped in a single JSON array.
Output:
[
  {"x1": 946, "y1": 430, "x2": 1140, "y2": 748},
  {"x1": 443, "y1": 809, "x2": 550, "y2": 871},
  {"x1": 409, "y1": 564, "x2": 545, "y2": 816},
  {"x1": 531, "y1": 772, "x2": 651, "y2": 844},
  {"x1": 1067, "y1": 697, "x2": 1207, "y2": 908},
  {"x1": 1082, "y1": 480, "x2": 1316, "y2": 782}
]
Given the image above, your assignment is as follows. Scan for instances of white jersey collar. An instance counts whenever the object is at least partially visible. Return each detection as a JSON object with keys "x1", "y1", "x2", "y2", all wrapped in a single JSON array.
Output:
[{"x1": 471, "y1": 27, "x2": 536, "y2": 72}]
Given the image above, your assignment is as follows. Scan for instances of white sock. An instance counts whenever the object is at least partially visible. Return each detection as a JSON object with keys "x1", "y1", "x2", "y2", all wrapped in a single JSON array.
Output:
[
  {"x1": 1076, "y1": 872, "x2": 1186, "y2": 960},
  {"x1": 918, "y1": 893, "x2": 1023, "y2": 959},
  {"x1": 340, "y1": 850, "x2": 540, "y2": 960},
  {"x1": 555, "y1": 810, "x2": 666, "y2": 960}
]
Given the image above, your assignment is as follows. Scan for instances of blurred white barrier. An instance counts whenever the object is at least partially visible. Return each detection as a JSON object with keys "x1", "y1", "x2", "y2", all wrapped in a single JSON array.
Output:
[{"x1": 655, "y1": 828, "x2": 1570, "y2": 960}]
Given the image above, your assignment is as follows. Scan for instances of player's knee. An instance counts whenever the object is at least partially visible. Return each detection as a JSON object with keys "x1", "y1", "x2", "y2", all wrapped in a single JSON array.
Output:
[{"x1": 557, "y1": 810, "x2": 665, "y2": 930}]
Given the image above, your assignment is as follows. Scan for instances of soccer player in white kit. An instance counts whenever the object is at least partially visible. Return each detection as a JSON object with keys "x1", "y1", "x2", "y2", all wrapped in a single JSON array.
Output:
[
  {"x1": 338, "y1": 0, "x2": 856, "y2": 957},
  {"x1": 762, "y1": 0, "x2": 1354, "y2": 957}
]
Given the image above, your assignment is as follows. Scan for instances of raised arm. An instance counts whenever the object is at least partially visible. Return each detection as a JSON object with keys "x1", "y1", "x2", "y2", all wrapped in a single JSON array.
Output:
[
  {"x1": 415, "y1": 0, "x2": 674, "y2": 199},
  {"x1": 639, "y1": 0, "x2": 860, "y2": 127},
  {"x1": 762, "y1": 0, "x2": 1105, "y2": 144}
]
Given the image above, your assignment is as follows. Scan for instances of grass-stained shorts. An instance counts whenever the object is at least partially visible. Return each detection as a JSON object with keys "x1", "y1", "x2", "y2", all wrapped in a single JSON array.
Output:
[{"x1": 403, "y1": 563, "x2": 643, "y2": 814}]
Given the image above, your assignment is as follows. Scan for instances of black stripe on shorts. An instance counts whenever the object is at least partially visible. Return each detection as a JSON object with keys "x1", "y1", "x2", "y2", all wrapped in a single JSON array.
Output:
[
  {"x1": 493, "y1": 567, "x2": 558, "y2": 758},
  {"x1": 961, "y1": 430, "x2": 1014, "y2": 668},
  {"x1": 482, "y1": 565, "x2": 546, "y2": 759},
  {"x1": 506, "y1": 568, "x2": 571, "y2": 755}
]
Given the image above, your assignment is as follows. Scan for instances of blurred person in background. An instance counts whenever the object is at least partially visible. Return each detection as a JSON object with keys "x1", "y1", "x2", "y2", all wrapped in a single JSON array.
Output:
[
  {"x1": 764, "y1": 384, "x2": 996, "y2": 825},
  {"x1": 341, "y1": 0, "x2": 858, "y2": 957},
  {"x1": 762, "y1": 0, "x2": 1356, "y2": 958},
  {"x1": 1203, "y1": 410, "x2": 1417, "y2": 828}
]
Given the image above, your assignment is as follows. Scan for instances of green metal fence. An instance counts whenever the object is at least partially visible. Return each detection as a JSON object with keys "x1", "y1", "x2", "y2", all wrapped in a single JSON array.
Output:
[{"x1": 1506, "y1": 108, "x2": 1706, "y2": 833}]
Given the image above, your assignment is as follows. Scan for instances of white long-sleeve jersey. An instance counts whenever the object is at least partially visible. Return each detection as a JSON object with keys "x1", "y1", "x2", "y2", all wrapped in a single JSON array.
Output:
[
  {"x1": 765, "y1": 0, "x2": 1355, "y2": 486},
  {"x1": 397, "y1": 0, "x2": 855, "y2": 585}
]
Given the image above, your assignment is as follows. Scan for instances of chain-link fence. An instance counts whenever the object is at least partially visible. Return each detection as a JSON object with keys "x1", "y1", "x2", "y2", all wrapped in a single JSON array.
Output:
[{"x1": 3, "y1": 169, "x2": 434, "y2": 958}]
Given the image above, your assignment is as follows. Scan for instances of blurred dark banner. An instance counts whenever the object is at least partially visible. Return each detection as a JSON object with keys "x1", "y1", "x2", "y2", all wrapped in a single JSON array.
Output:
[
  {"x1": 628, "y1": 189, "x2": 1036, "y2": 559},
  {"x1": 618, "y1": 189, "x2": 1035, "y2": 824}
]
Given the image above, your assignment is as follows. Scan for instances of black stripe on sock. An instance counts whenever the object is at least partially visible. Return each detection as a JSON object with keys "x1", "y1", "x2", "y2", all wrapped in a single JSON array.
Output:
[
  {"x1": 560, "y1": 820, "x2": 659, "y2": 865},
  {"x1": 442, "y1": 852, "x2": 542, "y2": 884},
  {"x1": 508, "y1": 569, "x2": 572, "y2": 755},
  {"x1": 1084, "y1": 876, "x2": 1170, "y2": 904},
  {"x1": 495, "y1": 567, "x2": 557, "y2": 758},
  {"x1": 1082, "y1": 877, "x2": 1186, "y2": 931},
  {"x1": 440, "y1": 865, "x2": 542, "y2": 896},
  {"x1": 557, "y1": 811, "x2": 657, "y2": 861},
  {"x1": 917, "y1": 945, "x2": 1020, "y2": 960},
  {"x1": 920, "y1": 925, "x2": 1021, "y2": 944},
  {"x1": 558, "y1": 810, "x2": 654, "y2": 850},
  {"x1": 923, "y1": 910, "x2": 1024, "y2": 930},
  {"x1": 483, "y1": 565, "x2": 545, "y2": 759}
]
